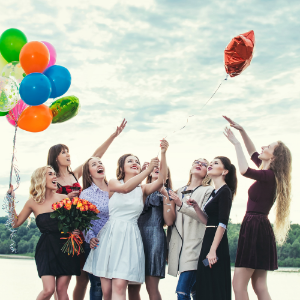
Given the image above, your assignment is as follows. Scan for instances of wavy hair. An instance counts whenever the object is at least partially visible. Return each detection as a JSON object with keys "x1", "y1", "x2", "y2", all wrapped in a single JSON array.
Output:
[
  {"x1": 270, "y1": 141, "x2": 292, "y2": 245},
  {"x1": 187, "y1": 158, "x2": 212, "y2": 187},
  {"x1": 29, "y1": 166, "x2": 53, "y2": 203},
  {"x1": 82, "y1": 157, "x2": 108, "y2": 190}
]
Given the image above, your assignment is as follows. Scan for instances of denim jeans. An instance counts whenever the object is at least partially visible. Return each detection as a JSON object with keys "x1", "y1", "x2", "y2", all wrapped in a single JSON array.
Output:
[
  {"x1": 84, "y1": 242, "x2": 103, "y2": 300},
  {"x1": 176, "y1": 270, "x2": 197, "y2": 300}
]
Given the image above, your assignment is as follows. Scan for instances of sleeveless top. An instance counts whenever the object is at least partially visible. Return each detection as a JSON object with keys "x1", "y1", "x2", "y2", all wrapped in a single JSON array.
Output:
[{"x1": 56, "y1": 173, "x2": 82, "y2": 195}]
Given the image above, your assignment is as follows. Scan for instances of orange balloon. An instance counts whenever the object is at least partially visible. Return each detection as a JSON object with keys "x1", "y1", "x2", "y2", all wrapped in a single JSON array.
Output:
[
  {"x1": 19, "y1": 41, "x2": 50, "y2": 74},
  {"x1": 18, "y1": 104, "x2": 53, "y2": 132}
]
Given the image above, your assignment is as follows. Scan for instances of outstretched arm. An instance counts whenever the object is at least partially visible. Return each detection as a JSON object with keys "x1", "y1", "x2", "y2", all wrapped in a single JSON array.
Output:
[
  {"x1": 73, "y1": 119, "x2": 127, "y2": 179},
  {"x1": 8, "y1": 185, "x2": 33, "y2": 228},
  {"x1": 223, "y1": 116, "x2": 256, "y2": 157},
  {"x1": 143, "y1": 140, "x2": 169, "y2": 197},
  {"x1": 224, "y1": 127, "x2": 248, "y2": 175}
]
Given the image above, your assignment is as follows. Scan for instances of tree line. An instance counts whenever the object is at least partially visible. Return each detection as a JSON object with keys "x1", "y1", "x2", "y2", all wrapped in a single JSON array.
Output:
[{"x1": 1, "y1": 217, "x2": 299, "y2": 266}]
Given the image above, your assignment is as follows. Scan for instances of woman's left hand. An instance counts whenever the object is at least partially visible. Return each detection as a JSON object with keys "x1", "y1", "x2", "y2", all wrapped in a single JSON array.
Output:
[
  {"x1": 169, "y1": 190, "x2": 182, "y2": 207},
  {"x1": 112, "y1": 118, "x2": 127, "y2": 138},
  {"x1": 206, "y1": 249, "x2": 218, "y2": 268},
  {"x1": 72, "y1": 229, "x2": 80, "y2": 236},
  {"x1": 224, "y1": 127, "x2": 240, "y2": 145}
]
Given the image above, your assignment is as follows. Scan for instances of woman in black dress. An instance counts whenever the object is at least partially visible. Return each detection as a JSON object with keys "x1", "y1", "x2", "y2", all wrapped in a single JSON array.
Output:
[
  {"x1": 188, "y1": 156, "x2": 237, "y2": 300},
  {"x1": 128, "y1": 166, "x2": 175, "y2": 300},
  {"x1": 8, "y1": 166, "x2": 80, "y2": 300}
]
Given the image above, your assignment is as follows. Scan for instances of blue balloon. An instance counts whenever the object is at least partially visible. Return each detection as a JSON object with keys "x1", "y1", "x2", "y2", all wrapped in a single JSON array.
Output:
[
  {"x1": 44, "y1": 65, "x2": 71, "y2": 98},
  {"x1": 19, "y1": 73, "x2": 52, "y2": 106}
]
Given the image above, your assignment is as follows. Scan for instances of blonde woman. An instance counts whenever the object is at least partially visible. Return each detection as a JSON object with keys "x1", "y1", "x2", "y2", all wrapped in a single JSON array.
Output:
[
  {"x1": 223, "y1": 116, "x2": 292, "y2": 300},
  {"x1": 167, "y1": 158, "x2": 214, "y2": 300},
  {"x1": 8, "y1": 166, "x2": 80, "y2": 300}
]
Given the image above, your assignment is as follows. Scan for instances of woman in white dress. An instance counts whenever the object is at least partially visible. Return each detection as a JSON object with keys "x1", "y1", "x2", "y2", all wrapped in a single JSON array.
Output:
[{"x1": 84, "y1": 139, "x2": 169, "y2": 300}]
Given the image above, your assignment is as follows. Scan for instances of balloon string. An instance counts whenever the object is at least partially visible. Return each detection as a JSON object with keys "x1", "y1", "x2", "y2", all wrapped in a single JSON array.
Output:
[
  {"x1": 163, "y1": 74, "x2": 229, "y2": 140},
  {"x1": 2, "y1": 124, "x2": 21, "y2": 253}
]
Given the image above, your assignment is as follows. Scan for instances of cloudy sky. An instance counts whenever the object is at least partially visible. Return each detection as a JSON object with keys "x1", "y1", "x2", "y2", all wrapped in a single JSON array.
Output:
[{"x1": 0, "y1": 0, "x2": 299, "y2": 224}]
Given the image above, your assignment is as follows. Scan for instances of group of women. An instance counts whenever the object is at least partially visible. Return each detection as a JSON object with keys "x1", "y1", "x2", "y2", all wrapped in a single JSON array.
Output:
[{"x1": 9, "y1": 116, "x2": 292, "y2": 300}]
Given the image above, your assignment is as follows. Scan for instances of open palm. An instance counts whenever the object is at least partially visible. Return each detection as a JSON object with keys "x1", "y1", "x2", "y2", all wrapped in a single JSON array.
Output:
[
  {"x1": 223, "y1": 116, "x2": 243, "y2": 131},
  {"x1": 224, "y1": 127, "x2": 239, "y2": 145}
]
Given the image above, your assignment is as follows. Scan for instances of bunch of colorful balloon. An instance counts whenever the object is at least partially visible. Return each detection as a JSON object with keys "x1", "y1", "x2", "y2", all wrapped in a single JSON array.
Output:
[{"x1": 0, "y1": 28, "x2": 80, "y2": 132}]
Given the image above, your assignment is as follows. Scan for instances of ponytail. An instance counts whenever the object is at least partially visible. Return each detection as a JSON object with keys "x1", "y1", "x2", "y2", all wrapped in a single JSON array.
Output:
[{"x1": 215, "y1": 156, "x2": 238, "y2": 199}]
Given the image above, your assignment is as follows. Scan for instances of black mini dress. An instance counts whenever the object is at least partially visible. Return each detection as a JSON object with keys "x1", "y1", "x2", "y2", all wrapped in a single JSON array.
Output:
[{"x1": 35, "y1": 212, "x2": 81, "y2": 278}]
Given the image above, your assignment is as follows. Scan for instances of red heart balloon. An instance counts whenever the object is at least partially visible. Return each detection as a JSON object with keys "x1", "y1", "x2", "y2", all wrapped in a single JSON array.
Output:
[
  {"x1": 224, "y1": 30, "x2": 255, "y2": 77},
  {"x1": 18, "y1": 104, "x2": 53, "y2": 132}
]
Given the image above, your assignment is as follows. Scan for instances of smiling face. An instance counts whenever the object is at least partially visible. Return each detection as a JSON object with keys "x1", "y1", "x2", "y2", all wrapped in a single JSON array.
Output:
[
  {"x1": 46, "y1": 167, "x2": 57, "y2": 190},
  {"x1": 89, "y1": 158, "x2": 106, "y2": 180},
  {"x1": 207, "y1": 158, "x2": 228, "y2": 177},
  {"x1": 124, "y1": 155, "x2": 141, "y2": 176},
  {"x1": 56, "y1": 147, "x2": 71, "y2": 167},
  {"x1": 258, "y1": 142, "x2": 278, "y2": 161},
  {"x1": 190, "y1": 158, "x2": 208, "y2": 179}
]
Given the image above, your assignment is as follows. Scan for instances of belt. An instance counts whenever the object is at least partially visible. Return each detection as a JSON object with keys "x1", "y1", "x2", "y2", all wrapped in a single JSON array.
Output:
[{"x1": 206, "y1": 225, "x2": 217, "y2": 228}]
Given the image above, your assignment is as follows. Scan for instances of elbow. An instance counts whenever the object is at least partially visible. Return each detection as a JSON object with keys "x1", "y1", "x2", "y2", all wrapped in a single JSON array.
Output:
[
  {"x1": 165, "y1": 220, "x2": 174, "y2": 227},
  {"x1": 240, "y1": 168, "x2": 247, "y2": 175}
]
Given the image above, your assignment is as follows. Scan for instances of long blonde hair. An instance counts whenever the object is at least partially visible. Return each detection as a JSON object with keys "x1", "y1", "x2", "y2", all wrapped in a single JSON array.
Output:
[
  {"x1": 82, "y1": 157, "x2": 108, "y2": 190},
  {"x1": 29, "y1": 166, "x2": 53, "y2": 203},
  {"x1": 270, "y1": 141, "x2": 292, "y2": 245},
  {"x1": 187, "y1": 158, "x2": 212, "y2": 187}
]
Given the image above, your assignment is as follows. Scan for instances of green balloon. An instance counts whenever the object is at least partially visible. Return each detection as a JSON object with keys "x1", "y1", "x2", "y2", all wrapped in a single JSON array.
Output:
[
  {"x1": 0, "y1": 110, "x2": 9, "y2": 116},
  {"x1": 50, "y1": 96, "x2": 80, "y2": 124},
  {"x1": 0, "y1": 28, "x2": 27, "y2": 62}
]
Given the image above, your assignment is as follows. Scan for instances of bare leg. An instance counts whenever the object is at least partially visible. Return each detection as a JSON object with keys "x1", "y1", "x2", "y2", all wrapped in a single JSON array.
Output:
[
  {"x1": 233, "y1": 267, "x2": 255, "y2": 300},
  {"x1": 73, "y1": 270, "x2": 89, "y2": 300},
  {"x1": 56, "y1": 275, "x2": 72, "y2": 300},
  {"x1": 251, "y1": 270, "x2": 272, "y2": 300},
  {"x1": 128, "y1": 284, "x2": 141, "y2": 300},
  {"x1": 112, "y1": 278, "x2": 128, "y2": 300},
  {"x1": 101, "y1": 277, "x2": 112, "y2": 300},
  {"x1": 145, "y1": 276, "x2": 162, "y2": 300},
  {"x1": 36, "y1": 276, "x2": 56, "y2": 300}
]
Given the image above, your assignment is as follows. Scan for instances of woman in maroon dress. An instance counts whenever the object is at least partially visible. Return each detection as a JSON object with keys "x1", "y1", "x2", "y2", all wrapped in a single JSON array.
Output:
[
  {"x1": 47, "y1": 119, "x2": 127, "y2": 300},
  {"x1": 223, "y1": 116, "x2": 292, "y2": 300}
]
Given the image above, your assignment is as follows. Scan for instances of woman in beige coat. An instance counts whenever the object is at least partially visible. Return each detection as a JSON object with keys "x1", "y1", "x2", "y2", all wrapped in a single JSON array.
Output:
[{"x1": 168, "y1": 158, "x2": 213, "y2": 300}]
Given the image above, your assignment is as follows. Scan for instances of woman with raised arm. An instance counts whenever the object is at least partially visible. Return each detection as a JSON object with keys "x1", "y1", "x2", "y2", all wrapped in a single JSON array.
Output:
[
  {"x1": 186, "y1": 156, "x2": 237, "y2": 300},
  {"x1": 8, "y1": 166, "x2": 80, "y2": 300},
  {"x1": 128, "y1": 166, "x2": 176, "y2": 300},
  {"x1": 47, "y1": 119, "x2": 126, "y2": 300},
  {"x1": 167, "y1": 158, "x2": 214, "y2": 300},
  {"x1": 223, "y1": 116, "x2": 292, "y2": 300},
  {"x1": 83, "y1": 140, "x2": 169, "y2": 300}
]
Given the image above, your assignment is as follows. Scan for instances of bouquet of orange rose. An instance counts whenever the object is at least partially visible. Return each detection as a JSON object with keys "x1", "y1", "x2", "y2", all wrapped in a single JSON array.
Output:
[{"x1": 50, "y1": 197, "x2": 100, "y2": 256}]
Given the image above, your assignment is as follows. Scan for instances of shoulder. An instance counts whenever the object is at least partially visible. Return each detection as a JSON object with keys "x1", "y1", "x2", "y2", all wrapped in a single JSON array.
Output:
[
  {"x1": 203, "y1": 185, "x2": 214, "y2": 193},
  {"x1": 218, "y1": 185, "x2": 232, "y2": 199},
  {"x1": 56, "y1": 193, "x2": 67, "y2": 201}
]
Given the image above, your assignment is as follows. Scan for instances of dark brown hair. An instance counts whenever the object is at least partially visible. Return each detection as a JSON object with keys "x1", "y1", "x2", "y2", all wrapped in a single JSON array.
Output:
[
  {"x1": 146, "y1": 167, "x2": 173, "y2": 190},
  {"x1": 47, "y1": 144, "x2": 73, "y2": 176},
  {"x1": 215, "y1": 156, "x2": 237, "y2": 198},
  {"x1": 116, "y1": 154, "x2": 140, "y2": 180},
  {"x1": 82, "y1": 157, "x2": 108, "y2": 190}
]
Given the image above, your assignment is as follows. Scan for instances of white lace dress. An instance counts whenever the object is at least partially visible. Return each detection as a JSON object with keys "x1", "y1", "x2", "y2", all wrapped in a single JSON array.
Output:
[{"x1": 83, "y1": 180, "x2": 145, "y2": 283}]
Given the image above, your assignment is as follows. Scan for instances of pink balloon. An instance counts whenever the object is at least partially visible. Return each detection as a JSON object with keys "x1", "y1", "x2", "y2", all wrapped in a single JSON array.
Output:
[
  {"x1": 6, "y1": 99, "x2": 29, "y2": 127},
  {"x1": 42, "y1": 41, "x2": 57, "y2": 68}
]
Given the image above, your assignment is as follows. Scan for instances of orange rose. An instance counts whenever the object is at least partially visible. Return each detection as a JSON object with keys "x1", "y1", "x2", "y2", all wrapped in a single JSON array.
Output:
[
  {"x1": 57, "y1": 202, "x2": 64, "y2": 209},
  {"x1": 95, "y1": 209, "x2": 100, "y2": 214},
  {"x1": 76, "y1": 202, "x2": 83, "y2": 209},
  {"x1": 66, "y1": 199, "x2": 71, "y2": 205},
  {"x1": 65, "y1": 204, "x2": 72, "y2": 210},
  {"x1": 82, "y1": 200, "x2": 88, "y2": 206},
  {"x1": 85, "y1": 205, "x2": 89, "y2": 211},
  {"x1": 72, "y1": 198, "x2": 78, "y2": 205},
  {"x1": 80, "y1": 206, "x2": 86, "y2": 212},
  {"x1": 52, "y1": 203, "x2": 58, "y2": 210}
]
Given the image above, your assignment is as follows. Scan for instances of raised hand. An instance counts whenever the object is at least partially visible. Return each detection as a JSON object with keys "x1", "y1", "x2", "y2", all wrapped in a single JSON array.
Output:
[
  {"x1": 160, "y1": 139, "x2": 169, "y2": 154},
  {"x1": 168, "y1": 190, "x2": 182, "y2": 207},
  {"x1": 148, "y1": 157, "x2": 160, "y2": 172},
  {"x1": 141, "y1": 162, "x2": 150, "y2": 172},
  {"x1": 223, "y1": 116, "x2": 243, "y2": 131},
  {"x1": 112, "y1": 118, "x2": 127, "y2": 138},
  {"x1": 224, "y1": 127, "x2": 240, "y2": 145},
  {"x1": 7, "y1": 184, "x2": 15, "y2": 198}
]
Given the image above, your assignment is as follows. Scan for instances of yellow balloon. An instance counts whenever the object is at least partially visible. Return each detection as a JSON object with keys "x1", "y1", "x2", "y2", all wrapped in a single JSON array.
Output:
[{"x1": 0, "y1": 53, "x2": 8, "y2": 72}]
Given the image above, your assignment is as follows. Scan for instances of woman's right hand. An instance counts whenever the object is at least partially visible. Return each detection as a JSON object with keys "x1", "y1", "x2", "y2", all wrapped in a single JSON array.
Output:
[
  {"x1": 187, "y1": 199, "x2": 200, "y2": 211},
  {"x1": 148, "y1": 157, "x2": 160, "y2": 172},
  {"x1": 7, "y1": 184, "x2": 15, "y2": 198},
  {"x1": 168, "y1": 190, "x2": 182, "y2": 207},
  {"x1": 67, "y1": 190, "x2": 80, "y2": 199},
  {"x1": 223, "y1": 116, "x2": 243, "y2": 131},
  {"x1": 141, "y1": 162, "x2": 150, "y2": 171},
  {"x1": 90, "y1": 237, "x2": 99, "y2": 249}
]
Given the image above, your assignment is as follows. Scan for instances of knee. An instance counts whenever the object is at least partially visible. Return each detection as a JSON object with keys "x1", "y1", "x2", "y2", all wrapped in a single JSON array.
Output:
[
  {"x1": 42, "y1": 286, "x2": 55, "y2": 298},
  {"x1": 114, "y1": 282, "x2": 126, "y2": 295},
  {"x1": 77, "y1": 273, "x2": 89, "y2": 287},
  {"x1": 233, "y1": 277, "x2": 245, "y2": 294},
  {"x1": 176, "y1": 291, "x2": 189, "y2": 300},
  {"x1": 252, "y1": 281, "x2": 268, "y2": 296},
  {"x1": 146, "y1": 283, "x2": 159, "y2": 295},
  {"x1": 102, "y1": 285, "x2": 112, "y2": 299}
]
